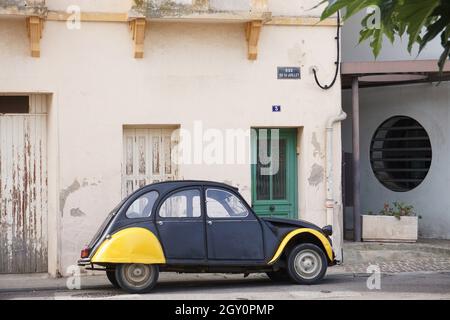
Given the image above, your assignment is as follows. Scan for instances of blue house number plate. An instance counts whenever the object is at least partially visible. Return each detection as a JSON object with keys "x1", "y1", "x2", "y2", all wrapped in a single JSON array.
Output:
[
  {"x1": 277, "y1": 67, "x2": 301, "y2": 80},
  {"x1": 272, "y1": 105, "x2": 281, "y2": 112}
]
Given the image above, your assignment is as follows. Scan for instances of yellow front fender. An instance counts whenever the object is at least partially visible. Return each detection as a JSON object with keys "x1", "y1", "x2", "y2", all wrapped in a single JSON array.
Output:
[
  {"x1": 91, "y1": 227, "x2": 166, "y2": 264},
  {"x1": 268, "y1": 228, "x2": 333, "y2": 264}
]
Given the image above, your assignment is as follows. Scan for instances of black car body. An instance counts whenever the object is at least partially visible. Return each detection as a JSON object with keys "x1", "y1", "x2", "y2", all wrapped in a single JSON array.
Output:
[{"x1": 78, "y1": 181, "x2": 336, "y2": 293}]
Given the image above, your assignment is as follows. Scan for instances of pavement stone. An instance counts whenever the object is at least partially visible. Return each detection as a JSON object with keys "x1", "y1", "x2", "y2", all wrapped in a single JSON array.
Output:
[{"x1": 1, "y1": 239, "x2": 450, "y2": 292}]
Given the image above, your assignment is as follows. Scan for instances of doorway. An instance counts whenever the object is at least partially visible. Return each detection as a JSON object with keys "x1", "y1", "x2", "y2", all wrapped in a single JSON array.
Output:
[{"x1": 251, "y1": 128, "x2": 298, "y2": 219}]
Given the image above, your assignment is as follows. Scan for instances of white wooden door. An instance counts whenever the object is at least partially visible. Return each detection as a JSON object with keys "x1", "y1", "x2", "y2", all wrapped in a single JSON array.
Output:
[
  {"x1": 122, "y1": 128, "x2": 178, "y2": 198},
  {"x1": 0, "y1": 95, "x2": 48, "y2": 273}
]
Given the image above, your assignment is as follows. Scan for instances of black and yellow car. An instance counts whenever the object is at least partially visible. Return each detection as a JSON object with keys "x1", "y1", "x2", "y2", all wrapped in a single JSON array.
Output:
[{"x1": 78, "y1": 181, "x2": 336, "y2": 293}]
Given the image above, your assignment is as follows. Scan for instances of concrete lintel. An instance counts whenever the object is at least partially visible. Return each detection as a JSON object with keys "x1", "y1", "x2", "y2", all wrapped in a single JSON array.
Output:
[{"x1": 342, "y1": 60, "x2": 450, "y2": 75}]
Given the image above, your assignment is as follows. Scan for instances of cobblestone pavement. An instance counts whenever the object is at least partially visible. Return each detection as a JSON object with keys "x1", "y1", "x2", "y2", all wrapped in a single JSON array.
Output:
[
  {"x1": 1, "y1": 272, "x2": 450, "y2": 300},
  {"x1": 339, "y1": 240, "x2": 450, "y2": 274},
  {"x1": 339, "y1": 256, "x2": 450, "y2": 274}
]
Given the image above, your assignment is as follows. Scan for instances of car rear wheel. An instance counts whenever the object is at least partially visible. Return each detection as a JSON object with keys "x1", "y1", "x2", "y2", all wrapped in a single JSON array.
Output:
[
  {"x1": 287, "y1": 243, "x2": 327, "y2": 284},
  {"x1": 115, "y1": 264, "x2": 159, "y2": 294},
  {"x1": 106, "y1": 269, "x2": 120, "y2": 288}
]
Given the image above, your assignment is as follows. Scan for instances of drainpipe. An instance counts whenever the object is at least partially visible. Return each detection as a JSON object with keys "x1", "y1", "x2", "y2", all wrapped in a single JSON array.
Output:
[
  {"x1": 326, "y1": 110, "x2": 347, "y2": 225},
  {"x1": 325, "y1": 110, "x2": 347, "y2": 262}
]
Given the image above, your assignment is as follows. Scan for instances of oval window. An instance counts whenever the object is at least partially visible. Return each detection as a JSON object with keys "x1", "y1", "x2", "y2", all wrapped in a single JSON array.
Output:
[
  {"x1": 125, "y1": 191, "x2": 159, "y2": 218},
  {"x1": 370, "y1": 116, "x2": 432, "y2": 192}
]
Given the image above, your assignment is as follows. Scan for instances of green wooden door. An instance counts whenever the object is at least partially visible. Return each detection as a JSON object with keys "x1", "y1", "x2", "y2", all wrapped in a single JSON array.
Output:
[{"x1": 251, "y1": 128, "x2": 298, "y2": 219}]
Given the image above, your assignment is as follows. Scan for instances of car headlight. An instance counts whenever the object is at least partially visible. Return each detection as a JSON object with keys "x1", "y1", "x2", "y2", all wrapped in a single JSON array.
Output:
[{"x1": 322, "y1": 225, "x2": 333, "y2": 237}]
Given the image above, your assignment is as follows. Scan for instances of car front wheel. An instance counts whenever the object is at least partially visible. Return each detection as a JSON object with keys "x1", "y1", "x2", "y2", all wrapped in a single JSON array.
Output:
[
  {"x1": 287, "y1": 243, "x2": 327, "y2": 284},
  {"x1": 115, "y1": 263, "x2": 159, "y2": 294}
]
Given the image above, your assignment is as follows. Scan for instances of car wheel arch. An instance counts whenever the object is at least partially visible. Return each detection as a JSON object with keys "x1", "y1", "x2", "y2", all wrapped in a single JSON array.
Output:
[
  {"x1": 284, "y1": 233, "x2": 329, "y2": 262},
  {"x1": 91, "y1": 227, "x2": 166, "y2": 264},
  {"x1": 268, "y1": 229, "x2": 333, "y2": 265}
]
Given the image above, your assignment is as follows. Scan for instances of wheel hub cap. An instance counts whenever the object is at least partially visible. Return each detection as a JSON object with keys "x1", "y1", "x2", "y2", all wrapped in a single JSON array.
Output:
[
  {"x1": 123, "y1": 264, "x2": 152, "y2": 288},
  {"x1": 294, "y1": 249, "x2": 322, "y2": 280}
]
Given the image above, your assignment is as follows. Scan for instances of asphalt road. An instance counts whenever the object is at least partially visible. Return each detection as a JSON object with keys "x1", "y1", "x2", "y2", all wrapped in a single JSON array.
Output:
[{"x1": 1, "y1": 271, "x2": 450, "y2": 300}]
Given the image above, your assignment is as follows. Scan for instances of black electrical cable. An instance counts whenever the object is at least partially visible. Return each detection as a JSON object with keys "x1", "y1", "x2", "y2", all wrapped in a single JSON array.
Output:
[{"x1": 313, "y1": 11, "x2": 341, "y2": 90}]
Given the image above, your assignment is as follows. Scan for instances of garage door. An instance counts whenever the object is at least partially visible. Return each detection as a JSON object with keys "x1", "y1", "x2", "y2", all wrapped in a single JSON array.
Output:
[
  {"x1": 122, "y1": 128, "x2": 178, "y2": 198},
  {"x1": 0, "y1": 95, "x2": 48, "y2": 273}
]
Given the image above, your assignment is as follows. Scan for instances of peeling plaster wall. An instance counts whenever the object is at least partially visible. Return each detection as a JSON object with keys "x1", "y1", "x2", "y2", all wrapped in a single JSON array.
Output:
[
  {"x1": 0, "y1": 0, "x2": 45, "y2": 6},
  {"x1": 209, "y1": 0, "x2": 250, "y2": 12},
  {"x1": 0, "y1": 16, "x2": 341, "y2": 275},
  {"x1": 268, "y1": 0, "x2": 327, "y2": 17},
  {"x1": 45, "y1": 0, "x2": 134, "y2": 13},
  {"x1": 1, "y1": 0, "x2": 328, "y2": 16},
  {"x1": 0, "y1": 0, "x2": 47, "y2": 15}
]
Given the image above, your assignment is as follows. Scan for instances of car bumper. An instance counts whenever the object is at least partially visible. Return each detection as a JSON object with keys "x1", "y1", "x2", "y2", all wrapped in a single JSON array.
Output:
[{"x1": 77, "y1": 258, "x2": 91, "y2": 266}]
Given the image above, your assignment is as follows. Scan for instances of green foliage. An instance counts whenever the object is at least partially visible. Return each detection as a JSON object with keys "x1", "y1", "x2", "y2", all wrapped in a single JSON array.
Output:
[
  {"x1": 374, "y1": 202, "x2": 417, "y2": 220},
  {"x1": 317, "y1": 0, "x2": 450, "y2": 71}
]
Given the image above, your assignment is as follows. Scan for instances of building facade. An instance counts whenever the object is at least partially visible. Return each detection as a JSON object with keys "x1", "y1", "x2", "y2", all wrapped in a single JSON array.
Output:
[
  {"x1": 341, "y1": 12, "x2": 450, "y2": 240},
  {"x1": 0, "y1": 0, "x2": 344, "y2": 276}
]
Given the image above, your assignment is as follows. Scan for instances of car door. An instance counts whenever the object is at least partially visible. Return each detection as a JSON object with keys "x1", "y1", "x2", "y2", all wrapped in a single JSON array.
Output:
[
  {"x1": 205, "y1": 187, "x2": 264, "y2": 261},
  {"x1": 156, "y1": 188, "x2": 206, "y2": 261}
]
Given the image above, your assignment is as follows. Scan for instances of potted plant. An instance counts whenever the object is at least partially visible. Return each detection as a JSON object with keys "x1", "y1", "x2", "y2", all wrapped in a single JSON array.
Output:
[{"x1": 362, "y1": 202, "x2": 419, "y2": 242}]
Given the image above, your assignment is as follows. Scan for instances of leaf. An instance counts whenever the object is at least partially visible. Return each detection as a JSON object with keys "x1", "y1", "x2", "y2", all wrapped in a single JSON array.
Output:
[
  {"x1": 419, "y1": 17, "x2": 448, "y2": 53},
  {"x1": 318, "y1": 0, "x2": 449, "y2": 70},
  {"x1": 320, "y1": 0, "x2": 354, "y2": 20},
  {"x1": 438, "y1": 44, "x2": 450, "y2": 72},
  {"x1": 370, "y1": 27, "x2": 384, "y2": 58},
  {"x1": 395, "y1": 0, "x2": 441, "y2": 52},
  {"x1": 359, "y1": 28, "x2": 374, "y2": 44}
]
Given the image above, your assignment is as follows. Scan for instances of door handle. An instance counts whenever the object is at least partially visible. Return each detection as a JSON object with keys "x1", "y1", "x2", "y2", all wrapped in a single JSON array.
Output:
[
  {"x1": 207, "y1": 220, "x2": 213, "y2": 225},
  {"x1": 157, "y1": 221, "x2": 163, "y2": 226},
  {"x1": 269, "y1": 205, "x2": 275, "y2": 212}
]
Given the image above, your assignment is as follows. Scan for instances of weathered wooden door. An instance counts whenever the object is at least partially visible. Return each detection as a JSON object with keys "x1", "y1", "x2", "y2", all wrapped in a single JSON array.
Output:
[
  {"x1": 251, "y1": 128, "x2": 298, "y2": 219},
  {"x1": 122, "y1": 128, "x2": 178, "y2": 198},
  {"x1": 0, "y1": 95, "x2": 48, "y2": 273}
]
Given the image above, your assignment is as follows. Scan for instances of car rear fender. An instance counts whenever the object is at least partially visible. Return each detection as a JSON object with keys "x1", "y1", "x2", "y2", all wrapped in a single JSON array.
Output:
[
  {"x1": 91, "y1": 227, "x2": 166, "y2": 265},
  {"x1": 267, "y1": 228, "x2": 333, "y2": 265}
]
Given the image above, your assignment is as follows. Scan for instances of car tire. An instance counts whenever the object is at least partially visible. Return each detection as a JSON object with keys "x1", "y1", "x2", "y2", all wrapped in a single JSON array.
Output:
[
  {"x1": 286, "y1": 243, "x2": 328, "y2": 285},
  {"x1": 115, "y1": 263, "x2": 159, "y2": 294},
  {"x1": 266, "y1": 270, "x2": 290, "y2": 282},
  {"x1": 106, "y1": 269, "x2": 120, "y2": 288}
]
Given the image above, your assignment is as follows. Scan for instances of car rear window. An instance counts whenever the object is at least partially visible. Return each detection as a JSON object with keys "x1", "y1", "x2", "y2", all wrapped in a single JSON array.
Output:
[{"x1": 87, "y1": 200, "x2": 125, "y2": 248}]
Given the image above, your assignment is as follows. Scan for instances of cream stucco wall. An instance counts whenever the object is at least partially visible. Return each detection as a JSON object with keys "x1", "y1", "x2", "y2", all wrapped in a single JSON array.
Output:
[{"x1": 0, "y1": 2, "x2": 342, "y2": 275}]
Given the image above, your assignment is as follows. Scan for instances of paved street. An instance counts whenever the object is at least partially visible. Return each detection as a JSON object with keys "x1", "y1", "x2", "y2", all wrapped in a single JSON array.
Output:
[
  {"x1": 1, "y1": 271, "x2": 450, "y2": 300},
  {"x1": 2, "y1": 241, "x2": 449, "y2": 300}
]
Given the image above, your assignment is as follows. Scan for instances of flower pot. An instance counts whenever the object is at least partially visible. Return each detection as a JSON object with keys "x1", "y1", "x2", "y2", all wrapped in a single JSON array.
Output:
[{"x1": 362, "y1": 215, "x2": 418, "y2": 243}]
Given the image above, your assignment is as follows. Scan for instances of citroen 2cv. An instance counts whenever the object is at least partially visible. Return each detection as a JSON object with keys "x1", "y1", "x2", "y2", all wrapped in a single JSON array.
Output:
[{"x1": 78, "y1": 181, "x2": 336, "y2": 293}]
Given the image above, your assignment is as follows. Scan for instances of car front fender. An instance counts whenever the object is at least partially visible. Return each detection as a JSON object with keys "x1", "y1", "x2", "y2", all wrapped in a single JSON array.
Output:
[
  {"x1": 268, "y1": 228, "x2": 333, "y2": 265},
  {"x1": 91, "y1": 227, "x2": 166, "y2": 265}
]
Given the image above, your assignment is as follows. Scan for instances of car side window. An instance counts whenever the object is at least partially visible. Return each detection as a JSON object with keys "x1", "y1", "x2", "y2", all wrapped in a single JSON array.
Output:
[
  {"x1": 206, "y1": 188, "x2": 249, "y2": 218},
  {"x1": 125, "y1": 191, "x2": 159, "y2": 219},
  {"x1": 159, "y1": 189, "x2": 201, "y2": 218}
]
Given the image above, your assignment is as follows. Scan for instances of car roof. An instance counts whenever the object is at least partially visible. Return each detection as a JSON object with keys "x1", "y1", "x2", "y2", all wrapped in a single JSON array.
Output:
[{"x1": 139, "y1": 180, "x2": 239, "y2": 193}]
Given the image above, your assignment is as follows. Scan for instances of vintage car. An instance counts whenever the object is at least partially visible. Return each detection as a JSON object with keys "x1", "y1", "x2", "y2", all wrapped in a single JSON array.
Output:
[{"x1": 78, "y1": 181, "x2": 336, "y2": 293}]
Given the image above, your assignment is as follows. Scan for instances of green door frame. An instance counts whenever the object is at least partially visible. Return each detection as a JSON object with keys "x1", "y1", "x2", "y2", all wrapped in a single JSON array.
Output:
[{"x1": 251, "y1": 128, "x2": 298, "y2": 219}]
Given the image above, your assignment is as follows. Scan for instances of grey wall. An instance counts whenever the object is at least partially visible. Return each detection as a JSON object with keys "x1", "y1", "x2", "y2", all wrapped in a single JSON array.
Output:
[
  {"x1": 342, "y1": 83, "x2": 450, "y2": 239},
  {"x1": 342, "y1": 11, "x2": 444, "y2": 62}
]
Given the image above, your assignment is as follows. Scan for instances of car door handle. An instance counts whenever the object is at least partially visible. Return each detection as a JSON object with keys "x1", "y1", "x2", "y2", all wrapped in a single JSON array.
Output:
[
  {"x1": 269, "y1": 205, "x2": 275, "y2": 212},
  {"x1": 157, "y1": 221, "x2": 163, "y2": 226},
  {"x1": 207, "y1": 220, "x2": 213, "y2": 225}
]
